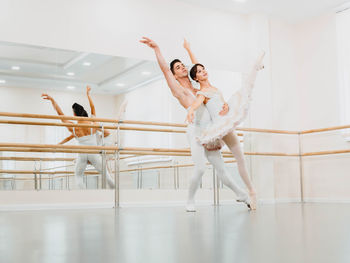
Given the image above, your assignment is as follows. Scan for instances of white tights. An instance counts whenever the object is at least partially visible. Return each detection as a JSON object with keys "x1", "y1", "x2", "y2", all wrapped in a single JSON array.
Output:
[
  {"x1": 222, "y1": 131, "x2": 255, "y2": 193},
  {"x1": 187, "y1": 127, "x2": 247, "y2": 204},
  {"x1": 75, "y1": 153, "x2": 115, "y2": 189}
]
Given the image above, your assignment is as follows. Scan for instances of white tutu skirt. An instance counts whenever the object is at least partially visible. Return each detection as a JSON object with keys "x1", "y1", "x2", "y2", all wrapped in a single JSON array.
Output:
[
  {"x1": 197, "y1": 87, "x2": 251, "y2": 145},
  {"x1": 196, "y1": 61, "x2": 261, "y2": 147}
]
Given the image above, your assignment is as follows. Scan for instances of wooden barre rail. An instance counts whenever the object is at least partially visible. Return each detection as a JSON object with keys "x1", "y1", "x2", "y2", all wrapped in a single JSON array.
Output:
[
  {"x1": 0, "y1": 148, "x2": 233, "y2": 158},
  {"x1": 302, "y1": 149, "x2": 350, "y2": 156},
  {"x1": 0, "y1": 143, "x2": 119, "y2": 151},
  {"x1": 0, "y1": 143, "x2": 248, "y2": 154},
  {"x1": 0, "y1": 157, "x2": 75, "y2": 162},
  {"x1": 0, "y1": 147, "x2": 194, "y2": 156},
  {"x1": 2, "y1": 144, "x2": 349, "y2": 157},
  {"x1": 0, "y1": 120, "x2": 187, "y2": 134},
  {"x1": 0, "y1": 119, "x2": 245, "y2": 137},
  {"x1": 0, "y1": 155, "x2": 135, "y2": 162},
  {"x1": 0, "y1": 112, "x2": 187, "y2": 128},
  {"x1": 6, "y1": 111, "x2": 350, "y2": 135},
  {"x1": 0, "y1": 143, "x2": 299, "y2": 157},
  {"x1": 0, "y1": 143, "x2": 195, "y2": 153},
  {"x1": 0, "y1": 147, "x2": 234, "y2": 158},
  {"x1": 119, "y1": 150, "x2": 298, "y2": 157},
  {"x1": 0, "y1": 147, "x2": 325, "y2": 157},
  {"x1": 0, "y1": 120, "x2": 245, "y2": 137},
  {"x1": 0, "y1": 112, "x2": 299, "y2": 135},
  {"x1": 0, "y1": 170, "x2": 98, "y2": 175},
  {"x1": 0, "y1": 147, "x2": 115, "y2": 154},
  {"x1": 236, "y1": 127, "x2": 299, "y2": 134},
  {"x1": 301, "y1": 124, "x2": 350, "y2": 134}
]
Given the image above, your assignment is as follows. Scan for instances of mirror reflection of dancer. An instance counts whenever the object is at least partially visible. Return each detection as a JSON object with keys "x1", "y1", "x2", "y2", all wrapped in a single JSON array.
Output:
[
  {"x1": 58, "y1": 86, "x2": 112, "y2": 145},
  {"x1": 185, "y1": 41, "x2": 265, "y2": 210},
  {"x1": 59, "y1": 86, "x2": 128, "y2": 179},
  {"x1": 41, "y1": 92, "x2": 115, "y2": 189},
  {"x1": 141, "y1": 37, "x2": 253, "y2": 211}
]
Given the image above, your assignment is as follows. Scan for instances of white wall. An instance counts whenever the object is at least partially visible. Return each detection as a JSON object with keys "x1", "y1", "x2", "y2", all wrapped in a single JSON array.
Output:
[
  {"x1": 270, "y1": 19, "x2": 300, "y2": 130},
  {"x1": 270, "y1": 13, "x2": 338, "y2": 130},
  {"x1": 293, "y1": 14, "x2": 347, "y2": 201},
  {"x1": 269, "y1": 13, "x2": 350, "y2": 202},
  {"x1": 295, "y1": 14, "x2": 339, "y2": 129}
]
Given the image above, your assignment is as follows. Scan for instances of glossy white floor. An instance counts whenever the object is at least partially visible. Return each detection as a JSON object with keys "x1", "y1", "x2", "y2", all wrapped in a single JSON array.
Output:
[{"x1": 0, "y1": 203, "x2": 349, "y2": 263}]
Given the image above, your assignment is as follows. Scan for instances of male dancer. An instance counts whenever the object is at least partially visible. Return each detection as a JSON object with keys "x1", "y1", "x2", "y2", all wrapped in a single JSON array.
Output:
[{"x1": 140, "y1": 37, "x2": 252, "y2": 211}]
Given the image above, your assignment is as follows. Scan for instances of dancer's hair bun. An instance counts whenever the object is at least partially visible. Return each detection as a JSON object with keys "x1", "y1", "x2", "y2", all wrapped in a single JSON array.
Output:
[{"x1": 72, "y1": 103, "x2": 88, "y2": 117}]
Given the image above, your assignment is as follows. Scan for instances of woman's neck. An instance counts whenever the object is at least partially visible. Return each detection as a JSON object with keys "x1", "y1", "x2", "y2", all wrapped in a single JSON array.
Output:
[{"x1": 199, "y1": 80, "x2": 211, "y2": 89}]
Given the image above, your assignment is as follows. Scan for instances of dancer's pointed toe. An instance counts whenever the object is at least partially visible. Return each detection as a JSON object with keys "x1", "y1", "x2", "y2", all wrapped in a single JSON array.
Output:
[
  {"x1": 249, "y1": 192, "x2": 257, "y2": 210},
  {"x1": 186, "y1": 203, "x2": 196, "y2": 212}
]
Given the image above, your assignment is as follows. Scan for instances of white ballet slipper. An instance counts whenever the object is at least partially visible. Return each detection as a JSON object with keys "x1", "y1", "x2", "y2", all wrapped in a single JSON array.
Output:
[
  {"x1": 186, "y1": 203, "x2": 196, "y2": 212},
  {"x1": 236, "y1": 193, "x2": 252, "y2": 210}
]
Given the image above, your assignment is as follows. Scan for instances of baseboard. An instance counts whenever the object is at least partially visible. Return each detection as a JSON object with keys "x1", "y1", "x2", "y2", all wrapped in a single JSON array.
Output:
[
  {"x1": 119, "y1": 198, "x2": 304, "y2": 207},
  {"x1": 258, "y1": 198, "x2": 302, "y2": 204},
  {"x1": 119, "y1": 200, "x2": 215, "y2": 208},
  {"x1": 0, "y1": 202, "x2": 114, "y2": 211},
  {"x1": 303, "y1": 198, "x2": 350, "y2": 203}
]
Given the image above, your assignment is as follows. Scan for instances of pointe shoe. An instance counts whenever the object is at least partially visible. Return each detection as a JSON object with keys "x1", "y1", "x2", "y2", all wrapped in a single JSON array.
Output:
[
  {"x1": 186, "y1": 203, "x2": 196, "y2": 212},
  {"x1": 236, "y1": 193, "x2": 251, "y2": 210},
  {"x1": 249, "y1": 192, "x2": 257, "y2": 210},
  {"x1": 254, "y1": 51, "x2": 266, "y2": 71}
]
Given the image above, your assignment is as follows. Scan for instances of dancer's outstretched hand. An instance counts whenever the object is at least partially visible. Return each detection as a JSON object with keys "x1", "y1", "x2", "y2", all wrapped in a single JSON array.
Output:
[
  {"x1": 41, "y1": 93, "x2": 53, "y2": 101},
  {"x1": 86, "y1": 85, "x2": 91, "y2": 94},
  {"x1": 140, "y1": 37, "x2": 158, "y2": 49},
  {"x1": 219, "y1": 103, "x2": 229, "y2": 116},
  {"x1": 183, "y1": 38, "x2": 190, "y2": 50}
]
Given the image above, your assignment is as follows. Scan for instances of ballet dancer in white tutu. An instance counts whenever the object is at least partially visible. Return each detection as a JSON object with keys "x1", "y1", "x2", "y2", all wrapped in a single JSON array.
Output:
[{"x1": 185, "y1": 41, "x2": 265, "y2": 209}]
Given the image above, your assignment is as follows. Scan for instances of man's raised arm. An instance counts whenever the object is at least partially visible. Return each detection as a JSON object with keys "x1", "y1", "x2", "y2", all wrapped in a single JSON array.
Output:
[{"x1": 140, "y1": 37, "x2": 183, "y2": 98}]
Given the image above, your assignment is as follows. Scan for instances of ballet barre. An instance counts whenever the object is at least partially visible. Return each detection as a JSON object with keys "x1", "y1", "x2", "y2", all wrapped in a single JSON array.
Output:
[
  {"x1": 0, "y1": 112, "x2": 302, "y2": 134},
  {"x1": 0, "y1": 147, "x2": 115, "y2": 154},
  {"x1": 0, "y1": 155, "x2": 135, "y2": 162},
  {"x1": 0, "y1": 120, "x2": 187, "y2": 134},
  {"x1": 300, "y1": 124, "x2": 350, "y2": 134},
  {"x1": 0, "y1": 142, "x2": 299, "y2": 157},
  {"x1": 4, "y1": 111, "x2": 350, "y2": 206},
  {"x1": 0, "y1": 157, "x2": 75, "y2": 162},
  {"x1": 0, "y1": 112, "x2": 187, "y2": 128},
  {"x1": 4, "y1": 111, "x2": 316, "y2": 136}
]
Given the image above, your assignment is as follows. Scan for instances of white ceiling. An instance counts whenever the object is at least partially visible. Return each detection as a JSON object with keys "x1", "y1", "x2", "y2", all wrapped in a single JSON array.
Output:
[
  {"x1": 178, "y1": 0, "x2": 348, "y2": 23},
  {"x1": 0, "y1": 1, "x2": 347, "y2": 93},
  {"x1": 0, "y1": 42, "x2": 161, "y2": 94}
]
